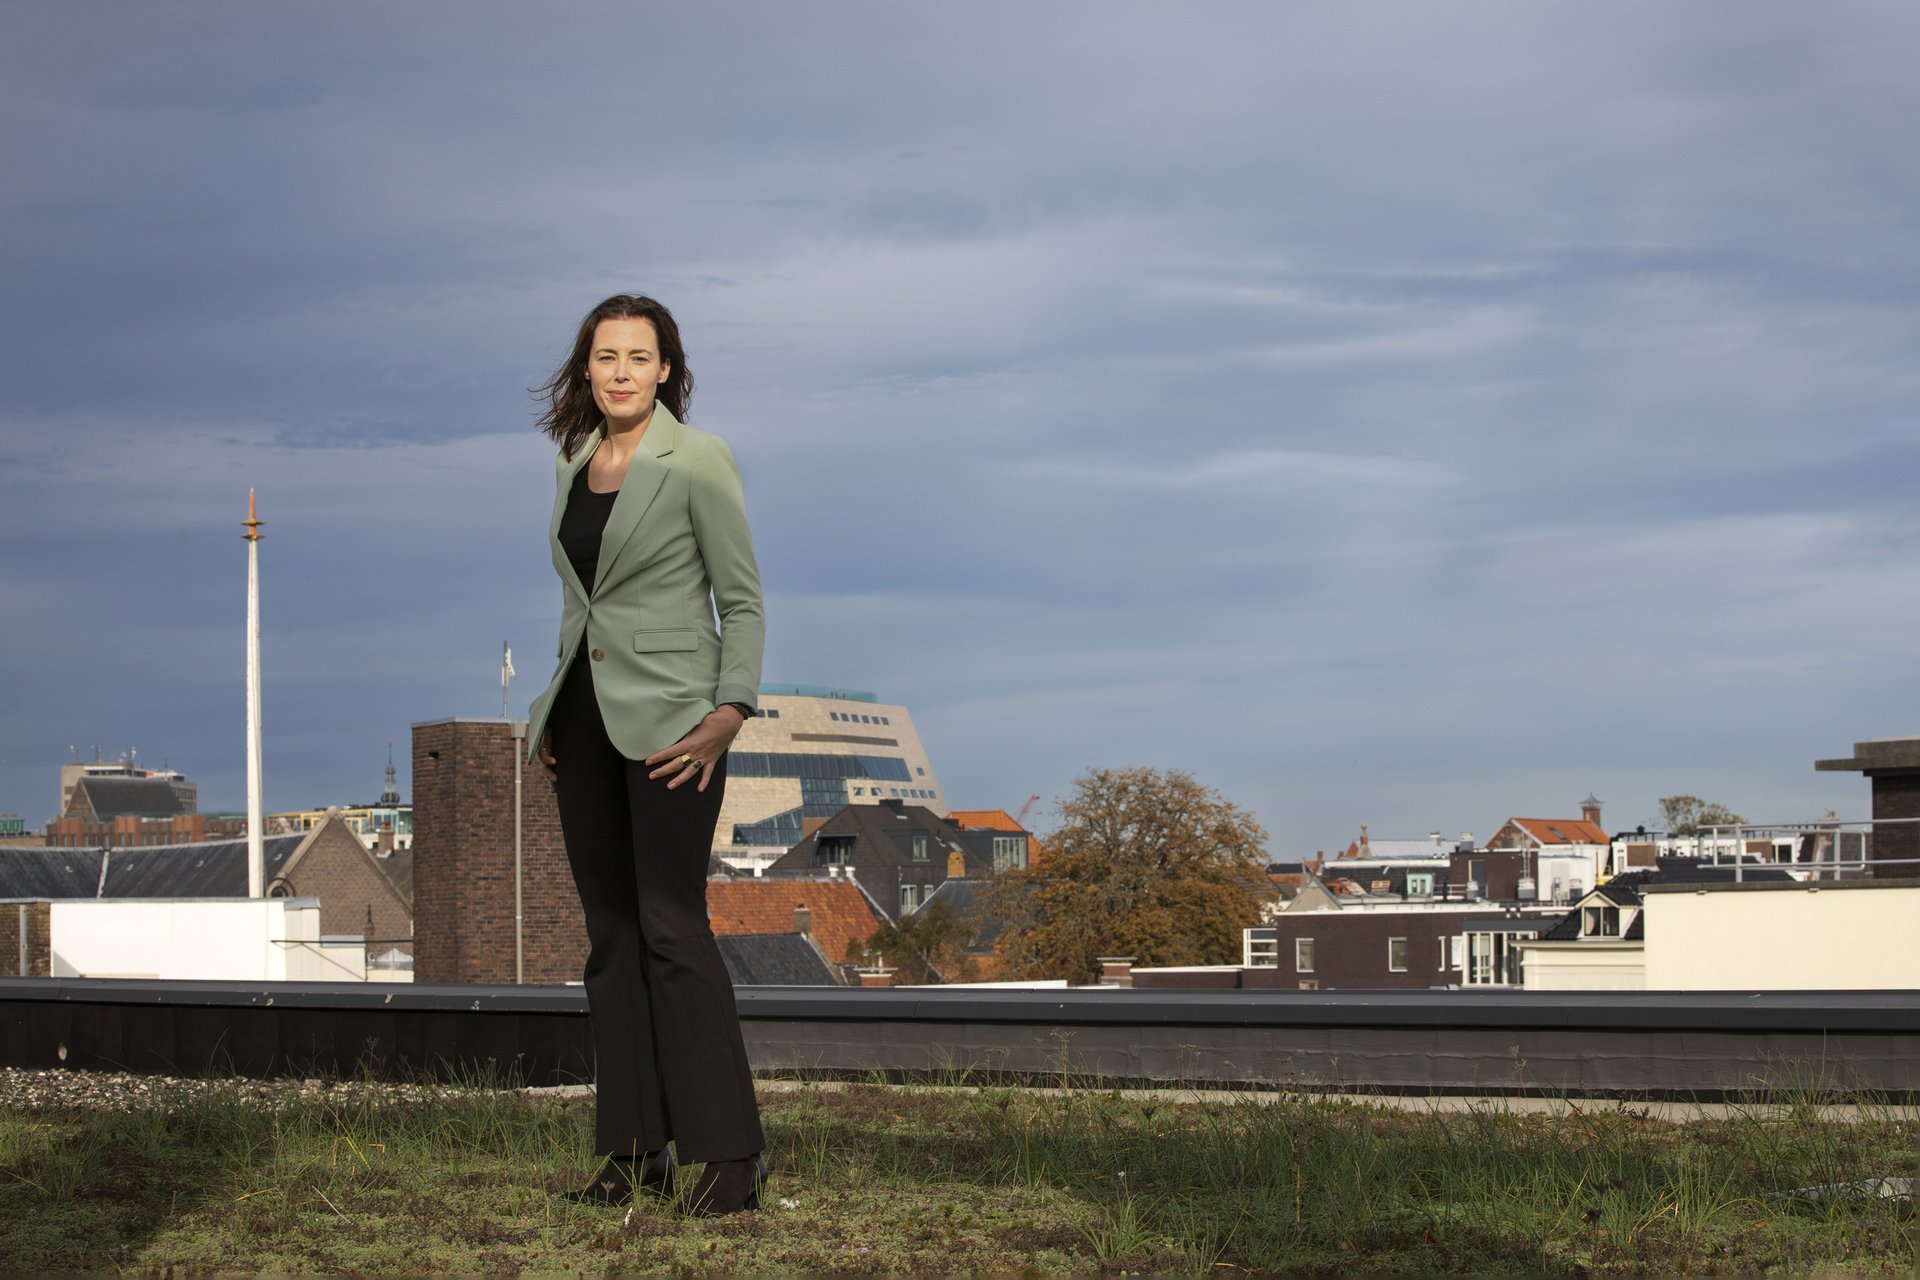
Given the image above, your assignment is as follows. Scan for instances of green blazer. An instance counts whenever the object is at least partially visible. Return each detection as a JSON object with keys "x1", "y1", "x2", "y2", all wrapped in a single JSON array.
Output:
[{"x1": 524, "y1": 404, "x2": 764, "y2": 763}]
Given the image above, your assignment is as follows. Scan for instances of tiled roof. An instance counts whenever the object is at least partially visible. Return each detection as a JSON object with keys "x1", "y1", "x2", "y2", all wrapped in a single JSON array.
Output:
[
  {"x1": 0, "y1": 846, "x2": 107, "y2": 898},
  {"x1": 102, "y1": 835, "x2": 307, "y2": 897},
  {"x1": 770, "y1": 802, "x2": 995, "y2": 880},
  {"x1": 1508, "y1": 817, "x2": 1610, "y2": 846},
  {"x1": 0, "y1": 835, "x2": 317, "y2": 899},
  {"x1": 70, "y1": 777, "x2": 184, "y2": 818},
  {"x1": 1540, "y1": 911, "x2": 1581, "y2": 941},
  {"x1": 706, "y1": 877, "x2": 883, "y2": 969},
  {"x1": 946, "y1": 810, "x2": 1026, "y2": 832},
  {"x1": 373, "y1": 848, "x2": 413, "y2": 901},
  {"x1": 715, "y1": 933, "x2": 841, "y2": 986}
]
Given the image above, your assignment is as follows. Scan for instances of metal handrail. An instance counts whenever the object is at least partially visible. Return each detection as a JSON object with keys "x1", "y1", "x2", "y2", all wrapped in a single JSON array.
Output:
[{"x1": 1700, "y1": 816, "x2": 1920, "y2": 883}]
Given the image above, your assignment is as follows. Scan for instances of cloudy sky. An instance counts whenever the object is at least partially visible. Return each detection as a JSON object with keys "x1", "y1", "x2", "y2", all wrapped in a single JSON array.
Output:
[{"x1": 2, "y1": 3, "x2": 1914, "y2": 854}]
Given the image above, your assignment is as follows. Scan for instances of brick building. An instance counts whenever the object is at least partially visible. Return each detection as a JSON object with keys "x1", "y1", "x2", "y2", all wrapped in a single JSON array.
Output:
[
  {"x1": 1816, "y1": 737, "x2": 1920, "y2": 878},
  {"x1": 0, "y1": 900, "x2": 52, "y2": 977},
  {"x1": 46, "y1": 776, "x2": 246, "y2": 848},
  {"x1": 411, "y1": 718, "x2": 583, "y2": 984}
]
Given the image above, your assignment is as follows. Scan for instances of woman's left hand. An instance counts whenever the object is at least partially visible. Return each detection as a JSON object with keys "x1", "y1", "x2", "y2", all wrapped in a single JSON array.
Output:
[{"x1": 644, "y1": 706, "x2": 747, "y2": 791}]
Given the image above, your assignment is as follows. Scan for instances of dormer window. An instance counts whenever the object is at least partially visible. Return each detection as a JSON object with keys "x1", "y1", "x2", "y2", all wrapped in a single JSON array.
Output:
[
  {"x1": 911, "y1": 834, "x2": 928, "y2": 861},
  {"x1": 1581, "y1": 904, "x2": 1620, "y2": 937},
  {"x1": 1406, "y1": 872, "x2": 1433, "y2": 896}
]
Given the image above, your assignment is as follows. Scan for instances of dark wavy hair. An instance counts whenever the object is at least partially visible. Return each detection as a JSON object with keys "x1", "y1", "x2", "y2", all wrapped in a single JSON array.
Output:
[{"x1": 535, "y1": 294, "x2": 694, "y2": 460}]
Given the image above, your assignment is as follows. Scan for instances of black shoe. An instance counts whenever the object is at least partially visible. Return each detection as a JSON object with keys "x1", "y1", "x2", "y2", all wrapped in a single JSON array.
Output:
[
  {"x1": 561, "y1": 1147, "x2": 676, "y2": 1206},
  {"x1": 685, "y1": 1152, "x2": 770, "y2": 1217}
]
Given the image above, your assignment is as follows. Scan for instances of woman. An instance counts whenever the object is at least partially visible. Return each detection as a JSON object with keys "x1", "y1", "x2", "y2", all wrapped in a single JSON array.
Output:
[{"x1": 524, "y1": 294, "x2": 769, "y2": 1215}]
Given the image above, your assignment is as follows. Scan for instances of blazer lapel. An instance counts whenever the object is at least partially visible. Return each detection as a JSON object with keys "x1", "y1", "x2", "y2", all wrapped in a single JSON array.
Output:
[
  {"x1": 590, "y1": 404, "x2": 681, "y2": 597},
  {"x1": 549, "y1": 430, "x2": 599, "y2": 606}
]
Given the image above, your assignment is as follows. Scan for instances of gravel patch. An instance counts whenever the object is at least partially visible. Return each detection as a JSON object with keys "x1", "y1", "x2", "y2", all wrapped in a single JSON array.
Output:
[{"x1": 0, "y1": 1067, "x2": 490, "y2": 1113}]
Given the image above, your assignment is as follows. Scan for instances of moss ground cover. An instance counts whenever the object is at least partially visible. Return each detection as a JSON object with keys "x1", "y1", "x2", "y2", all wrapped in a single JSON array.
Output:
[{"x1": 0, "y1": 1070, "x2": 1914, "y2": 1274}]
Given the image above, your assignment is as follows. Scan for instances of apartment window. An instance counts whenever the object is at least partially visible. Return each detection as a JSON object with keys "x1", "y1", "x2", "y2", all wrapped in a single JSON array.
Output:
[
  {"x1": 1467, "y1": 934, "x2": 1494, "y2": 985},
  {"x1": 1246, "y1": 931, "x2": 1278, "y2": 967},
  {"x1": 881, "y1": 717, "x2": 890, "y2": 725},
  {"x1": 1581, "y1": 905, "x2": 1620, "y2": 937},
  {"x1": 911, "y1": 834, "x2": 928, "y2": 861},
  {"x1": 1406, "y1": 872, "x2": 1433, "y2": 896},
  {"x1": 1450, "y1": 936, "x2": 1465, "y2": 970},
  {"x1": 1388, "y1": 937, "x2": 1409, "y2": 972},
  {"x1": 1468, "y1": 859, "x2": 1487, "y2": 894},
  {"x1": 992, "y1": 835, "x2": 1028, "y2": 872},
  {"x1": 900, "y1": 884, "x2": 920, "y2": 913},
  {"x1": 916, "y1": 767, "x2": 925, "y2": 776},
  {"x1": 1438, "y1": 937, "x2": 1450, "y2": 968},
  {"x1": 1295, "y1": 938, "x2": 1315, "y2": 973}
]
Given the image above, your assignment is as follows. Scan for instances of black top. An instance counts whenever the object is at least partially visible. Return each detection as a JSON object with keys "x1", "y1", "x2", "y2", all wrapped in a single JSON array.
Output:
[{"x1": 558, "y1": 460, "x2": 618, "y2": 597}]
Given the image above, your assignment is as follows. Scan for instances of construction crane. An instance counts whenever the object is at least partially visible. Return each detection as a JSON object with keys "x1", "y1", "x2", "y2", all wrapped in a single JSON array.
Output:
[{"x1": 1014, "y1": 793, "x2": 1039, "y2": 829}]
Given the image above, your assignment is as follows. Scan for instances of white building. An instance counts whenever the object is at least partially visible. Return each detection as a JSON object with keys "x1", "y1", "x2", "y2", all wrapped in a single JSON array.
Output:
[
  {"x1": 1515, "y1": 876, "x2": 1920, "y2": 991},
  {"x1": 1642, "y1": 879, "x2": 1920, "y2": 990},
  {"x1": 47, "y1": 897, "x2": 376, "y2": 981}
]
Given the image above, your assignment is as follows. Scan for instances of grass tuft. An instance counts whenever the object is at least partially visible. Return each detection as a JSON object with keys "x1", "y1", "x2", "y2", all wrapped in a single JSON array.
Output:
[{"x1": 0, "y1": 1065, "x2": 1914, "y2": 1274}]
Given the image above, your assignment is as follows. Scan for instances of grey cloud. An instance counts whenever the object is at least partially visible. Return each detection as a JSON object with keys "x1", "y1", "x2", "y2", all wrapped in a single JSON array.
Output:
[{"x1": 1, "y1": 3, "x2": 1914, "y2": 850}]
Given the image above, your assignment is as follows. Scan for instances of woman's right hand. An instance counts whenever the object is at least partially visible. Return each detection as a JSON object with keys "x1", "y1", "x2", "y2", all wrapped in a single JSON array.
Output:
[{"x1": 537, "y1": 727, "x2": 557, "y2": 783}]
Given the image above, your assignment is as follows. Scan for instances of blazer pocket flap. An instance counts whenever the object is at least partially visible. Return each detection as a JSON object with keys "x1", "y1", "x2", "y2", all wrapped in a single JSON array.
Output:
[{"x1": 632, "y1": 629, "x2": 699, "y2": 653}]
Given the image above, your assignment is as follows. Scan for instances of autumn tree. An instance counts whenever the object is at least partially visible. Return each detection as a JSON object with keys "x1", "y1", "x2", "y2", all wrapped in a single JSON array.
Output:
[
  {"x1": 1658, "y1": 794, "x2": 1746, "y2": 836},
  {"x1": 851, "y1": 899, "x2": 981, "y2": 985},
  {"x1": 985, "y1": 766, "x2": 1272, "y2": 984}
]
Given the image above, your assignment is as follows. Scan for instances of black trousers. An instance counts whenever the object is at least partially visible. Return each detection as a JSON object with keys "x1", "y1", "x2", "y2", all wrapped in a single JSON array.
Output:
[{"x1": 548, "y1": 652, "x2": 764, "y2": 1162}]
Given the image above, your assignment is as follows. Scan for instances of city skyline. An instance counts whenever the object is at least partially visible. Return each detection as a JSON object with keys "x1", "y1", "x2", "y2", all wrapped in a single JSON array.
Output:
[{"x1": 2, "y1": 4, "x2": 1913, "y2": 853}]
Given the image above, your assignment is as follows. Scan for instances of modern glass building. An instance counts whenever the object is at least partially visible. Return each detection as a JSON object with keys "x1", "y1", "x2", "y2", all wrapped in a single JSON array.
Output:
[{"x1": 717, "y1": 684, "x2": 946, "y2": 872}]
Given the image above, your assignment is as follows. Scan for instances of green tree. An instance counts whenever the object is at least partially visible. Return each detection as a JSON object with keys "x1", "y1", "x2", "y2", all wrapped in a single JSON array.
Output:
[
  {"x1": 985, "y1": 766, "x2": 1272, "y2": 984},
  {"x1": 851, "y1": 899, "x2": 980, "y2": 985},
  {"x1": 1658, "y1": 794, "x2": 1746, "y2": 836}
]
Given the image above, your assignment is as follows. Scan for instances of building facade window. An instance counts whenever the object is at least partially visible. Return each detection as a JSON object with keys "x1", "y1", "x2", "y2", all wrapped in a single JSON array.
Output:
[
  {"x1": 1581, "y1": 905, "x2": 1620, "y2": 937},
  {"x1": 992, "y1": 835, "x2": 1028, "y2": 872},
  {"x1": 1246, "y1": 929, "x2": 1277, "y2": 967},
  {"x1": 1406, "y1": 872, "x2": 1433, "y2": 896},
  {"x1": 1388, "y1": 937, "x2": 1409, "y2": 972},
  {"x1": 900, "y1": 884, "x2": 920, "y2": 913},
  {"x1": 1295, "y1": 938, "x2": 1315, "y2": 973},
  {"x1": 911, "y1": 834, "x2": 928, "y2": 861}
]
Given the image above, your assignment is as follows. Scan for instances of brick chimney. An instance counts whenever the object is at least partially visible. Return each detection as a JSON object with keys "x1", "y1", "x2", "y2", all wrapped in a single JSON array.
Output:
[
  {"x1": 1097, "y1": 955, "x2": 1135, "y2": 987},
  {"x1": 793, "y1": 903, "x2": 812, "y2": 936},
  {"x1": 858, "y1": 970, "x2": 894, "y2": 987},
  {"x1": 947, "y1": 848, "x2": 966, "y2": 878}
]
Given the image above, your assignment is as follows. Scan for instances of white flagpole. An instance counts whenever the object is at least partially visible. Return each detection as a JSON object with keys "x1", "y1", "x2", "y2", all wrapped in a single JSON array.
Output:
[{"x1": 243, "y1": 490, "x2": 264, "y2": 898}]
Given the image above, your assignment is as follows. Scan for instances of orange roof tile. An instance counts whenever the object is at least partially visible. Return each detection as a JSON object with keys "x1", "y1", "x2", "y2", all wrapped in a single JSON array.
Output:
[
  {"x1": 1508, "y1": 817, "x2": 1610, "y2": 845},
  {"x1": 706, "y1": 878, "x2": 885, "y2": 968},
  {"x1": 946, "y1": 809, "x2": 1026, "y2": 832}
]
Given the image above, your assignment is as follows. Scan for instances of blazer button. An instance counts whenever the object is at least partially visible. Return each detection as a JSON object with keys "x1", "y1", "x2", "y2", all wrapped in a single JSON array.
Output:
[{"x1": 591, "y1": 648, "x2": 605, "y2": 661}]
